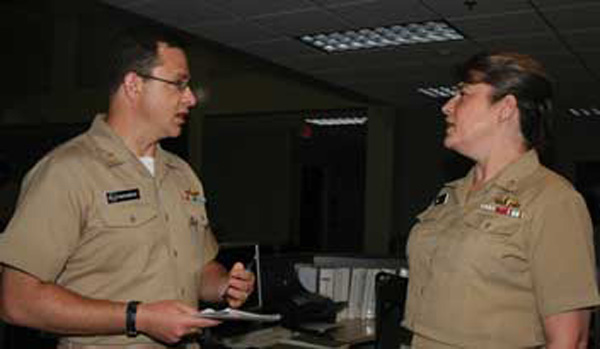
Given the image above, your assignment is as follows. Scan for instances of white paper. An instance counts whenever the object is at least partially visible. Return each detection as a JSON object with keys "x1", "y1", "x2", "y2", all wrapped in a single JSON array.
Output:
[{"x1": 198, "y1": 307, "x2": 281, "y2": 322}]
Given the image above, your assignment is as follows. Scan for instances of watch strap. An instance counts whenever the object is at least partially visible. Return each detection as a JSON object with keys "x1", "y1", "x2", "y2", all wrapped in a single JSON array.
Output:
[{"x1": 126, "y1": 301, "x2": 141, "y2": 337}]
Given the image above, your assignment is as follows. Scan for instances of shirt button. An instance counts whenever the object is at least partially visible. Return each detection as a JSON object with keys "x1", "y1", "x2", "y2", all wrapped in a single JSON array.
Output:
[
  {"x1": 180, "y1": 289, "x2": 185, "y2": 296},
  {"x1": 165, "y1": 214, "x2": 169, "y2": 222},
  {"x1": 129, "y1": 215, "x2": 136, "y2": 223},
  {"x1": 484, "y1": 221, "x2": 492, "y2": 229},
  {"x1": 173, "y1": 250, "x2": 178, "y2": 257}
]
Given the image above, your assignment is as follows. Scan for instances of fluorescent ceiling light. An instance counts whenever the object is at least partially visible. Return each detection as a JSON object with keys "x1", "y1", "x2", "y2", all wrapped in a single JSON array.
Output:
[
  {"x1": 417, "y1": 86, "x2": 457, "y2": 99},
  {"x1": 299, "y1": 21, "x2": 464, "y2": 53},
  {"x1": 568, "y1": 107, "x2": 600, "y2": 117},
  {"x1": 305, "y1": 117, "x2": 368, "y2": 126}
]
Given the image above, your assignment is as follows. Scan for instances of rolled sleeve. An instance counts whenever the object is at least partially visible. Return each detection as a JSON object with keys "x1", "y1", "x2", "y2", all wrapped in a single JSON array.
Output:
[
  {"x1": 0, "y1": 158, "x2": 84, "y2": 282},
  {"x1": 530, "y1": 193, "x2": 600, "y2": 317}
]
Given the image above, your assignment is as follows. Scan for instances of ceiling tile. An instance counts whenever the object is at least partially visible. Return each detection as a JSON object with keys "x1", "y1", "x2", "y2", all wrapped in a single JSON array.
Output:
[
  {"x1": 580, "y1": 52, "x2": 600, "y2": 76},
  {"x1": 563, "y1": 28, "x2": 600, "y2": 53},
  {"x1": 97, "y1": 0, "x2": 600, "y2": 109},
  {"x1": 204, "y1": 0, "x2": 316, "y2": 19},
  {"x1": 422, "y1": 0, "x2": 531, "y2": 19},
  {"x1": 542, "y1": 3, "x2": 600, "y2": 32},
  {"x1": 532, "y1": 52, "x2": 582, "y2": 72},
  {"x1": 478, "y1": 33, "x2": 569, "y2": 55},
  {"x1": 311, "y1": 0, "x2": 379, "y2": 7},
  {"x1": 239, "y1": 38, "x2": 322, "y2": 58},
  {"x1": 100, "y1": 0, "x2": 150, "y2": 10},
  {"x1": 186, "y1": 20, "x2": 278, "y2": 45},
  {"x1": 251, "y1": 8, "x2": 350, "y2": 36},
  {"x1": 327, "y1": 0, "x2": 436, "y2": 28},
  {"x1": 126, "y1": 0, "x2": 234, "y2": 27},
  {"x1": 450, "y1": 11, "x2": 550, "y2": 40},
  {"x1": 275, "y1": 54, "x2": 347, "y2": 72},
  {"x1": 311, "y1": 66, "x2": 410, "y2": 84},
  {"x1": 530, "y1": 0, "x2": 600, "y2": 9}
]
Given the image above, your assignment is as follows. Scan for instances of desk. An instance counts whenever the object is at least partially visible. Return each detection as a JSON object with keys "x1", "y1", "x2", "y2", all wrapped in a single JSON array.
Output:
[{"x1": 217, "y1": 319, "x2": 410, "y2": 349}]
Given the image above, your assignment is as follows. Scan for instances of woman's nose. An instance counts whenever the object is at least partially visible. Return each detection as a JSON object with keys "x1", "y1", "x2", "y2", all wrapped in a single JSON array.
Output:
[{"x1": 441, "y1": 95, "x2": 457, "y2": 116}]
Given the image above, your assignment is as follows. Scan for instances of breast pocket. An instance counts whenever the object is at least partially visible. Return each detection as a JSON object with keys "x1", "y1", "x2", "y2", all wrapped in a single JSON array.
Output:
[
  {"x1": 464, "y1": 210, "x2": 522, "y2": 238},
  {"x1": 407, "y1": 206, "x2": 446, "y2": 265},
  {"x1": 83, "y1": 204, "x2": 159, "y2": 271},
  {"x1": 463, "y1": 210, "x2": 528, "y2": 273}
]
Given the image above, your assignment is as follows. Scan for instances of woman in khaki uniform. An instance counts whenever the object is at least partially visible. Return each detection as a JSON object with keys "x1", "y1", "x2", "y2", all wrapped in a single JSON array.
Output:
[{"x1": 403, "y1": 52, "x2": 600, "y2": 348}]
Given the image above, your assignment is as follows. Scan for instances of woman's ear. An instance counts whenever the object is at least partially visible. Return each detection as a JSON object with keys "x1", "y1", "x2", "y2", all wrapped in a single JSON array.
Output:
[{"x1": 498, "y1": 94, "x2": 519, "y2": 122}]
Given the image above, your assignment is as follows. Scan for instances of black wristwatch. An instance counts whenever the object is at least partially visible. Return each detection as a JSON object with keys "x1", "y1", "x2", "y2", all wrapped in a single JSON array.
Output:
[{"x1": 126, "y1": 301, "x2": 141, "y2": 337}]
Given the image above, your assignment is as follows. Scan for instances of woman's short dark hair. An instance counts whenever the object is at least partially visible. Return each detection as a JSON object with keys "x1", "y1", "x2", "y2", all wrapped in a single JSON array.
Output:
[
  {"x1": 107, "y1": 25, "x2": 188, "y2": 97},
  {"x1": 457, "y1": 52, "x2": 554, "y2": 151}
]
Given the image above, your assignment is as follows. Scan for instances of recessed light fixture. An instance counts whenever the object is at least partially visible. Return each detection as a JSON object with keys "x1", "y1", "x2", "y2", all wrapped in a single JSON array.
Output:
[
  {"x1": 417, "y1": 86, "x2": 457, "y2": 99},
  {"x1": 305, "y1": 117, "x2": 368, "y2": 126},
  {"x1": 299, "y1": 21, "x2": 464, "y2": 53},
  {"x1": 568, "y1": 107, "x2": 600, "y2": 117}
]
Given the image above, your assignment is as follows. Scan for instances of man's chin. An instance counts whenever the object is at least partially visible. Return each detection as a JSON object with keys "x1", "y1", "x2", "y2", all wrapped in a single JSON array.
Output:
[{"x1": 164, "y1": 125, "x2": 183, "y2": 139}]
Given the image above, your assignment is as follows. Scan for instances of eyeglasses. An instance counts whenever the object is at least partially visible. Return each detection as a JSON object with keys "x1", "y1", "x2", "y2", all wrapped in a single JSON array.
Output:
[{"x1": 135, "y1": 72, "x2": 192, "y2": 92}]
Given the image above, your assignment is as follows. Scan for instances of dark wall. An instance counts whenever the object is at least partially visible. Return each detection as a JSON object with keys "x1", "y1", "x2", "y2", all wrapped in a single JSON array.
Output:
[
  {"x1": 202, "y1": 116, "x2": 296, "y2": 247},
  {"x1": 201, "y1": 113, "x2": 367, "y2": 253},
  {"x1": 0, "y1": 124, "x2": 87, "y2": 230},
  {"x1": 297, "y1": 124, "x2": 366, "y2": 253}
]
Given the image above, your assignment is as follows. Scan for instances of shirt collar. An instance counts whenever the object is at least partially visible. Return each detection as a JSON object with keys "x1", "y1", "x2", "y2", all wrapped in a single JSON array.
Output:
[
  {"x1": 88, "y1": 114, "x2": 181, "y2": 171},
  {"x1": 488, "y1": 149, "x2": 540, "y2": 192},
  {"x1": 445, "y1": 149, "x2": 541, "y2": 203}
]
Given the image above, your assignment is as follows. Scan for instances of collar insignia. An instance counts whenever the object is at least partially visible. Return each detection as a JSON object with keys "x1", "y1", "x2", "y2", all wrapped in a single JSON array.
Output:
[
  {"x1": 434, "y1": 192, "x2": 449, "y2": 206},
  {"x1": 183, "y1": 189, "x2": 206, "y2": 205},
  {"x1": 495, "y1": 195, "x2": 520, "y2": 208}
]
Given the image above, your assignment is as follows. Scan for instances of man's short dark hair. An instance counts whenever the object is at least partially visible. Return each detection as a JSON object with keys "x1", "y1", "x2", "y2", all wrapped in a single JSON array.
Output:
[
  {"x1": 107, "y1": 25, "x2": 188, "y2": 97},
  {"x1": 457, "y1": 52, "x2": 554, "y2": 151}
]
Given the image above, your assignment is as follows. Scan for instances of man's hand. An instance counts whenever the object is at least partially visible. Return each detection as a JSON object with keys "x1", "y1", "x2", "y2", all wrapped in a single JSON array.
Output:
[
  {"x1": 0, "y1": 266, "x2": 220, "y2": 344},
  {"x1": 136, "y1": 300, "x2": 220, "y2": 344},
  {"x1": 222, "y1": 262, "x2": 255, "y2": 308}
]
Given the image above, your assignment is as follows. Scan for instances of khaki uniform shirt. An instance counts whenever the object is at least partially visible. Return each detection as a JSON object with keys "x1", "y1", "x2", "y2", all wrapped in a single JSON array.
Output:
[
  {"x1": 0, "y1": 115, "x2": 218, "y2": 346},
  {"x1": 404, "y1": 150, "x2": 600, "y2": 348}
]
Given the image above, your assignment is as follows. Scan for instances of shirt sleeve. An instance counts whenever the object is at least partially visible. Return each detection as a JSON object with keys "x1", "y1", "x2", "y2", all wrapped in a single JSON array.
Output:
[
  {"x1": 530, "y1": 192, "x2": 600, "y2": 317},
  {"x1": 0, "y1": 157, "x2": 84, "y2": 282}
]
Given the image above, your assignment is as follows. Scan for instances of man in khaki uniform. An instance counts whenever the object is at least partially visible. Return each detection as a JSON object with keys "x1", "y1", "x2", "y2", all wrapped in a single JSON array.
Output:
[
  {"x1": 0, "y1": 26, "x2": 255, "y2": 348},
  {"x1": 403, "y1": 51, "x2": 600, "y2": 348}
]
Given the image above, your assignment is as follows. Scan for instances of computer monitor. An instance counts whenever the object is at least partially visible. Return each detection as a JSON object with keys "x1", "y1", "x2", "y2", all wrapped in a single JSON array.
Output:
[{"x1": 215, "y1": 243, "x2": 262, "y2": 311}]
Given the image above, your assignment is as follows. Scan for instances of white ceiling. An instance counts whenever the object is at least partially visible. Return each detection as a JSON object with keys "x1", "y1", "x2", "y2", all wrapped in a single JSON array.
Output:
[{"x1": 100, "y1": 0, "x2": 600, "y2": 111}]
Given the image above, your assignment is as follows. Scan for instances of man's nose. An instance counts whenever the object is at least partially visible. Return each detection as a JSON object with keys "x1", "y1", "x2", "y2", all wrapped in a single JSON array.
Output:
[{"x1": 184, "y1": 85, "x2": 197, "y2": 107}]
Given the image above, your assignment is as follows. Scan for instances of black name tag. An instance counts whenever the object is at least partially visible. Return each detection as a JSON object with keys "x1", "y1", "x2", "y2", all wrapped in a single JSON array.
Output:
[{"x1": 106, "y1": 188, "x2": 140, "y2": 204}]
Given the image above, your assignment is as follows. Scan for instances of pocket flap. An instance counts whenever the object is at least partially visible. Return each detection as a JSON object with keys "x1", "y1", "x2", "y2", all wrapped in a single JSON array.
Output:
[
  {"x1": 101, "y1": 204, "x2": 158, "y2": 228},
  {"x1": 464, "y1": 209, "x2": 522, "y2": 236}
]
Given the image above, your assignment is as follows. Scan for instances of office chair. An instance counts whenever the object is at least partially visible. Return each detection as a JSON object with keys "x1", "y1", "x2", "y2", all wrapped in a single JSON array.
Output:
[{"x1": 374, "y1": 271, "x2": 409, "y2": 349}]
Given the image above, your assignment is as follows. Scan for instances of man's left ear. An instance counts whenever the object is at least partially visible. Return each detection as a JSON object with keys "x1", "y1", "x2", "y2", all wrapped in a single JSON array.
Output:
[{"x1": 498, "y1": 94, "x2": 518, "y2": 122}]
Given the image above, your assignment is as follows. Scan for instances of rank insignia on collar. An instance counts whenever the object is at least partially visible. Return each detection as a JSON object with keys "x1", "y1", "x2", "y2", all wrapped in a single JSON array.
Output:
[
  {"x1": 494, "y1": 195, "x2": 520, "y2": 208},
  {"x1": 434, "y1": 192, "x2": 448, "y2": 206},
  {"x1": 183, "y1": 189, "x2": 206, "y2": 205}
]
